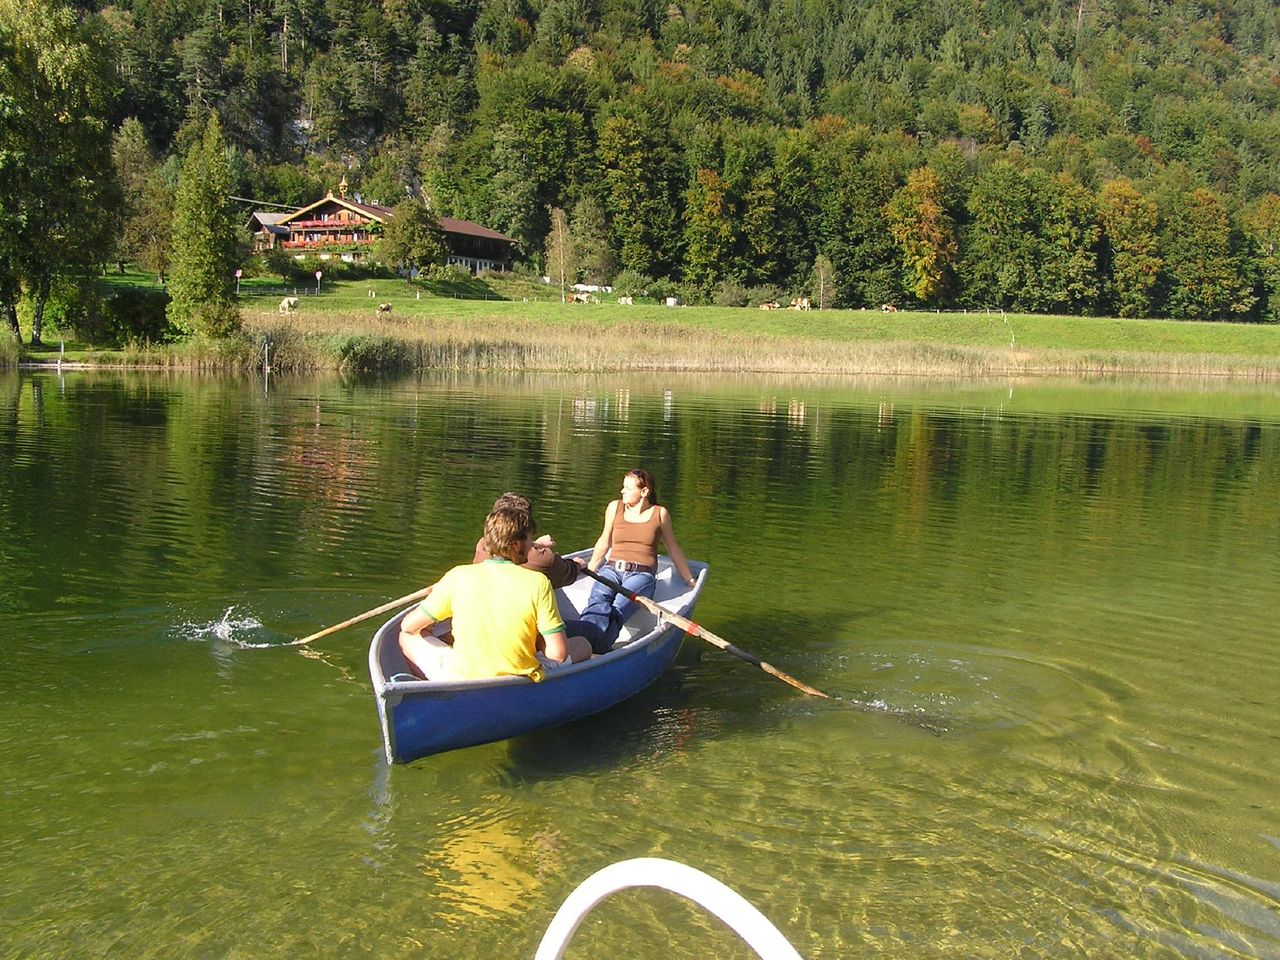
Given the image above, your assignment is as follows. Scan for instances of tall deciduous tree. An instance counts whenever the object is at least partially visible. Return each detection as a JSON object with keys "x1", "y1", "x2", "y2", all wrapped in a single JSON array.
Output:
[
  {"x1": 885, "y1": 165, "x2": 957, "y2": 305},
  {"x1": 1099, "y1": 179, "x2": 1162, "y2": 318},
  {"x1": 1243, "y1": 194, "x2": 1280, "y2": 323},
  {"x1": 810, "y1": 253, "x2": 836, "y2": 309},
  {"x1": 1161, "y1": 188, "x2": 1254, "y2": 321},
  {"x1": 569, "y1": 194, "x2": 617, "y2": 285},
  {"x1": 1036, "y1": 173, "x2": 1101, "y2": 315},
  {"x1": 112, "y1": 118, "x2": 174, "y2": 280},
  {"x1": 376, "y1": 196, "x2": 448, "y2": 275},
  {"x1": 683, "y1": 168, "x2": 737, "y2": 291},
  {"x1": 167, "y1": 112, "x2": 241, "y2": 337},
  {"x1": 0, "y1": 0, "x2": 119, "y2": 344},
  {"x1": 543, "y1": 206, "x2": 575, "y2": 302}
]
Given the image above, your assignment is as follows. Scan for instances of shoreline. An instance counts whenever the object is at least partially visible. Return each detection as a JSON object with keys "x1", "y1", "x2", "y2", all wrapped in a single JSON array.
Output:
[{"x1": 7, "y1": 297, "x2": 1280, "y2": 380}]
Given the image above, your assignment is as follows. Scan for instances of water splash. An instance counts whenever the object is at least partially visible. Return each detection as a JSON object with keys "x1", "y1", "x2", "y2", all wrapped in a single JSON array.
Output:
[{"x1": 184, "y1": 606, "x2": 299, "y2": 648}]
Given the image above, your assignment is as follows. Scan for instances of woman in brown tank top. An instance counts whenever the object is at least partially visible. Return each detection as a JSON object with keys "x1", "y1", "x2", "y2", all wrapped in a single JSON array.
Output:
[{"x1": 565, "y1": 468, "x2": 696, "y2": 654}]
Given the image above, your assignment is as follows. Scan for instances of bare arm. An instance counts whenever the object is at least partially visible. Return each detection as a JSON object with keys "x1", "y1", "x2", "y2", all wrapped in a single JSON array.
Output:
[
  {"x1": 587, "y1": 500, "x2": 619, "y2": 571},
  {"x1": 542, "y1": 627, "x2": 569, "y2": 663},
  {"x1": 658, "y1": 507, "x2": 696, "y2": 586},
  {"x1": 398, "y1": 601, "x2": 440, "y2": 676}
]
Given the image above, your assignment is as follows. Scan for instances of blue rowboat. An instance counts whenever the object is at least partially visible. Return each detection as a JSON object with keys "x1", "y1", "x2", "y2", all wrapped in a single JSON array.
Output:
[{"x1": 368, "y1": 554, "x2": 709, "y2": 763}]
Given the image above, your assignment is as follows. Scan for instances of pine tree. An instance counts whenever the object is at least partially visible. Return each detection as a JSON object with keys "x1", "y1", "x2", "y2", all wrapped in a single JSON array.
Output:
[{"x1": 167, "y1": 113, "x2": 241, "y2": 338}]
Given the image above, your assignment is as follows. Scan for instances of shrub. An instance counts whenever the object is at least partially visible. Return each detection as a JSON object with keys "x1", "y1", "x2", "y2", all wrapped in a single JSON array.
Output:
[
  {"x1": 611, "y1": 269, "x2": 652, "y2": 298},
  {"x1": 645, "y1": 278, "x2": 680, "y2": 303},
  {"x1": 98, "y1": 286, "x2": 178, "y2": 344},
  {"x1": 332, "y1": 334, "x2": 412, "y2": 374},
  {"x1": 748, "y1": 285, "x2": 786, "y2": 307},
  {"x1": 713, "y1": 281, "x2": 751, "y2": 307}
]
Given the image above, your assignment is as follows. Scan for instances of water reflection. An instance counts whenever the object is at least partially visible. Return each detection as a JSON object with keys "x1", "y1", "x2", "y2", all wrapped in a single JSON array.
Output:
[{"x1": 1, "y1": 370, "x2": 1278, "y2": 959}]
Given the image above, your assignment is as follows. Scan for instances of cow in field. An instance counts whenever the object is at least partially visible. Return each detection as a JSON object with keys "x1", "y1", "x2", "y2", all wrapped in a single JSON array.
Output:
[
  {"x1": 759, "y1": 301, "x2": 780, "y2": 310},
  {"x1": 377, "y1": 303, "x2": 393, "y2": 313},
  {"x1": 790, "y1": 297, "x2": 811, "y2": 311},
  {"x1": 881, "y1": 303, "x2": 898, "y2": 312},
  {"x1": 617, "y1": 296, "x2": 634, "y2": 305},
  {"x1": 279, "y1": 296, "x2": 299, "y2": 313}
]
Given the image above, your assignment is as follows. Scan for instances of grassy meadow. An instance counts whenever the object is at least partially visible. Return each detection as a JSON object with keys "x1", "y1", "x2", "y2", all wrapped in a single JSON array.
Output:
[{"x1": 10, "y1": 270, "x2": 1280, "y2": 378}]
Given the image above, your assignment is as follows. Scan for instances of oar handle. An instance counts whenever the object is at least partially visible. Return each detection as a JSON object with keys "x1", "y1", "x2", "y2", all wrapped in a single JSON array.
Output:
[
  {"x1": 579, "y1": 566, "x2": 833, "y2": 700},
  {"x1": 294, "y1": 585, "x2": 433, "y2": 646}
]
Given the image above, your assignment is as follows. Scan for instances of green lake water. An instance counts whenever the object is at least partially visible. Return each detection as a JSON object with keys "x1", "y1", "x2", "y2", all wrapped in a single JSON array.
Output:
[{"x1": 1, "y1": 370, "x2": 1277, "y2": 959}]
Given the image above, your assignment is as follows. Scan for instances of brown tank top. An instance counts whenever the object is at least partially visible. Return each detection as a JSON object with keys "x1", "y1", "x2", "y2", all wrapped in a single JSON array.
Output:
[{"x1": 609, "y1": 502, "x2": 662, "y2": 567}]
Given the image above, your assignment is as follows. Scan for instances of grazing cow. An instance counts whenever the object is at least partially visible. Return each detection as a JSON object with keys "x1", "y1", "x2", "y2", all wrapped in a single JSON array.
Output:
[
  {"x1": 377, "y1": 302, "x2": 393, "y2": 313},
  {"x1": 569, "y1": 292, "x2": 596, "y2": 303},
  {"x1": 279, "y1": 296, "x2": 299, "y2": 313},
  {"x1": 881, "y1": 303, "x2": 898, "y2": 312},
  {"x1": 790, "y1": 297, "x2": 811, "y2": 311},
  {"x1": 617, "y1": 295, "x2": 634, "y2": 305}
]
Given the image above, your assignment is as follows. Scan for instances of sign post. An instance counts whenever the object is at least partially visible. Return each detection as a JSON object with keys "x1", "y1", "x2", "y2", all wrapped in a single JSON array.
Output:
[
  {"x1": 234, "y1": 268, "x2": 242, "y2": 295},
  {"x1": 315, "y1": 270, "x2": 323, "y2": 294}
]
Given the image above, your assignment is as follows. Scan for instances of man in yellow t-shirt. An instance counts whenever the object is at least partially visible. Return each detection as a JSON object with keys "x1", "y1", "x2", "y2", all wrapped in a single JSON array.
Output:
[{"x1": 399, "y1": 508, "x2": 592, "y2": 681}]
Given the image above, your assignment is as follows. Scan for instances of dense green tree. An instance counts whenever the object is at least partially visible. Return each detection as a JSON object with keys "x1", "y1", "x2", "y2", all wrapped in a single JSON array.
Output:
[
  {"x1": 569, "y1": 194, "x2": 617, "y2": 285},
  {"x1": 1161, "y1": 188, "x2": 1255, "y2": 321},
  {"x1": 1035, "y1": 173, "x2": 1102, "y2": 314},
  {"x1": 885, "y1": 166, "x2": 957, "y2": 305},
  {"x1": 682, "y1": 168, "x2": 737, "y2": 291},
  {"x1": 0, "y1": 0, "x2": 120, "y2": 344},
  {"x1": 167, "y1": 113, "x2": 241, "y2": 337},
  {"x1": 598, "y1": 103, "x2": 682, "y2": 276},
  {"x1": 1099, "y1": 179, "x2": 1162, "y2": 318},
  {"x1": 376, "y1": 197, "x2": 448, "y2": 274},
  {"x1": 112, "y1": 118, "x2": 175, "y2": 280},
  {"x1": 962, "y1": 162, "x2": 1038, "y2": 309},
  {"x1": 1242, "y1": 194, "x2": 1280, "y2": 323}
]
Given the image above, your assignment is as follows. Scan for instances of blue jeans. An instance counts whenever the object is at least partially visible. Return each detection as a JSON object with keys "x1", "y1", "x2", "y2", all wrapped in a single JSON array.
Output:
[{"x1": 566, "y1": 566, "x2": 656, "y2": 654}]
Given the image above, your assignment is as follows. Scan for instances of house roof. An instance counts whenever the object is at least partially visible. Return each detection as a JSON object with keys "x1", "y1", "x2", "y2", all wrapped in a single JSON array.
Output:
[
  {"x1": 276, "y1": 193, "x2": 394, "y2": 226},
  {"x1": 247, "y1": 211, "x2": 294, "y2": 235},
  {"x1": 262, "y1": 191, "x2": 516, "y2": 249},
  {"x1": 439, "y1": 217, "x2": 516, "y2": 245}
]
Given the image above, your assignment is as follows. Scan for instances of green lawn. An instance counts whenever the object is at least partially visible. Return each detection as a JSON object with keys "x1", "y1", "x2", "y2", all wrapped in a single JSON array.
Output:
[
  {"x1": 237, "y1": 273, "x2": 1280, "y2": 359},
  {"x1": 9, "y1": 269, "x2": 1280, "y2": 373}
]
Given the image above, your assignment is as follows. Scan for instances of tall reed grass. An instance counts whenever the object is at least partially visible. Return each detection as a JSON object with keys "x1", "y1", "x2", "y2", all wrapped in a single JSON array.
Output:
[
  {"x1": 13, "y1": 309, "x2": 1280, "y2": 380},
  {"x1": 0, "y1": 332, "x2": 18, "y2": 370}
]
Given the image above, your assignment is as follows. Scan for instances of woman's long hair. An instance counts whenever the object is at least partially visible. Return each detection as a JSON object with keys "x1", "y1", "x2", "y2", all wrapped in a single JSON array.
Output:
[{"x1": 627, "y1": 468, "x2": 658, "y2": 505}]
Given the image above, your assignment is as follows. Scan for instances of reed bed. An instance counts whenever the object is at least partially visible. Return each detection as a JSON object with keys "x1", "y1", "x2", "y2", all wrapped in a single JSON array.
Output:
[
  {"x1": 0, "y1": 333, "x2": 18, "y2": 370},
  {"x1": 12, "y1": 307, "x2": 1280, "y2": 380},
  {"x1": 231, "y1": 311, "x2": 1280, "y2": 380}
]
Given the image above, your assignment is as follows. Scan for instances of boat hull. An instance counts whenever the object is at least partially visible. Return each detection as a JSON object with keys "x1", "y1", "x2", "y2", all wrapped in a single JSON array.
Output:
[{"x1": 369, "y1": 557, "x2": 707, "y2": 763}]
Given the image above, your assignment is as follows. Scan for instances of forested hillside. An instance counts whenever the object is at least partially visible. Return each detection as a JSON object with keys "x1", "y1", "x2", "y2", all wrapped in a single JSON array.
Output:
[{"x1": 11, "y1": 0, "x2": 1280, "y2": 321}]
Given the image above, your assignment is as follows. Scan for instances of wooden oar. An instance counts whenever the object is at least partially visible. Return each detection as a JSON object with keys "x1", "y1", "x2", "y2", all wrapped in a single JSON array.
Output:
[
  {"x1": 579, "y1": 567, "x2": 832, "y2": 700},
  {"x1": 294, "y1": 585, "x2": 433, "y2": 646}
]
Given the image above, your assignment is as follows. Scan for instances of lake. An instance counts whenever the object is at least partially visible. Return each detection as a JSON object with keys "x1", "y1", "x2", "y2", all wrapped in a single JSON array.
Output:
[{"x1": 1, "y1": 370, "x2": 1277, "y2": 959}]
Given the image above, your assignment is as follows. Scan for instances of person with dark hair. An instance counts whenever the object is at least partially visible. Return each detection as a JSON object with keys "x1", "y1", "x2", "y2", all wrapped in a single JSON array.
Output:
[
  {"x1": 472, "y1": 492, "x2": 580, "y2": 589},
  {"x1": 567, "y1": 468, "x2": 696, "y2": 654},
  {"x1": 398, "y1": 507, "x2": 592, "y2": 680}
]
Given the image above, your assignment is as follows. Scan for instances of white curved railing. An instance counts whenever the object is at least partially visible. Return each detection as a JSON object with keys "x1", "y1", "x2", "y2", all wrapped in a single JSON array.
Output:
[{"x1": 534, "y1": 858, "x2": 803, "y2": 960}]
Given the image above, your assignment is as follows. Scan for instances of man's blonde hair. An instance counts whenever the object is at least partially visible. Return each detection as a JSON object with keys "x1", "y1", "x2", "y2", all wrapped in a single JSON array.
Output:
[{"x1": 483, "y1": 507, "x2": 532, "y2": 562}]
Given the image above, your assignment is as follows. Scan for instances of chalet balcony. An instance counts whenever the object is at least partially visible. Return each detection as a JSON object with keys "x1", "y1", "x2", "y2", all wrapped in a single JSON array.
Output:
[
  {"x1": 286, "y1": 218, "x2": 376, "y2": 229},
  {"x1": 281, "y1": 237, "x2": 377, "y2": 249}
]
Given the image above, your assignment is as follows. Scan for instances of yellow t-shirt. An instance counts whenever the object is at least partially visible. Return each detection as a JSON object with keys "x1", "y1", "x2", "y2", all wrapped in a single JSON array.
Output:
[{"x1": 420, "y1": 559, "x2": 565, "y2": 682}]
